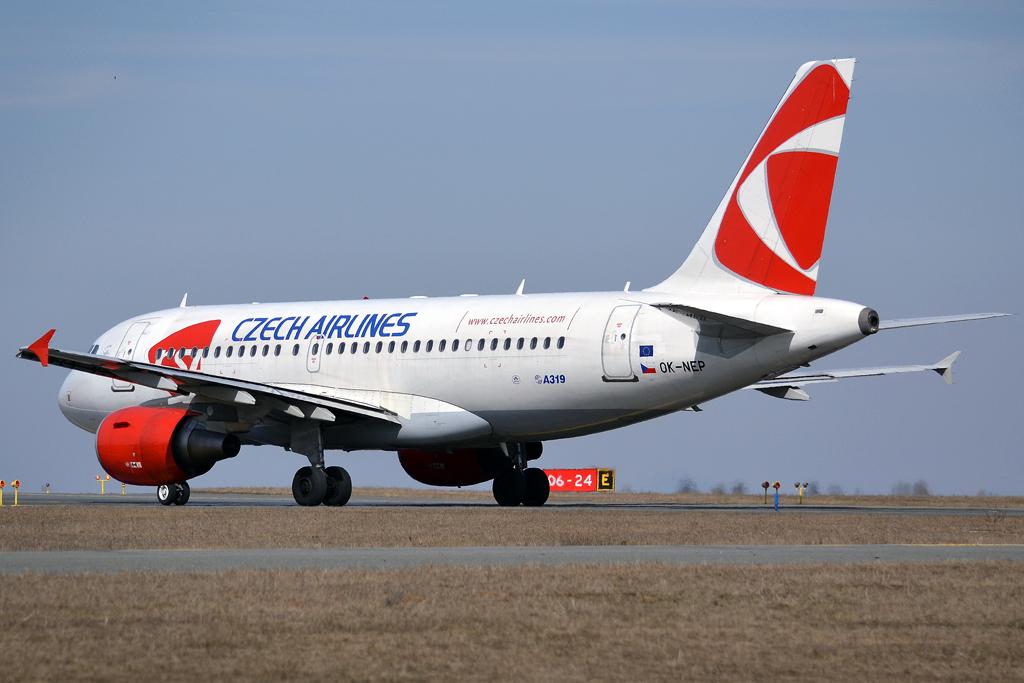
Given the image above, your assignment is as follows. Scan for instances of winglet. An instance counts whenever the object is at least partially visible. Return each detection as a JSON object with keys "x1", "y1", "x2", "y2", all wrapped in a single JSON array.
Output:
[
  {"x1": 179, "y1": 293, "x2": 188, "y2": 308},
  {"x1": 27, "y1": 329, "x2": 56, "y2": 367},
  {"x1": 932, "y1": 351, "x2": 961, "y2": 385},
  {"x1": 515, "y1": 280, "x2": 525, "y2": 296}
]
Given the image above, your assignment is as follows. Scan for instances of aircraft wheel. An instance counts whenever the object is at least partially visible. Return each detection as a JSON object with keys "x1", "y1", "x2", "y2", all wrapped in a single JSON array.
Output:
[
  {"x1": 522, "y1": 468, "x2": 550, "y2": 507},
  {"x1": 292, "y1": 466, "x2": 328, "y2": 506},
  {"x1": 173, "y1": 482, "x2": 191, "y2": 506},
  {"x1": 492, "y1": 469, "x2": 526, "y2": 506},
  {"x1": 157, "y1": 484, "x2": 180, "y2": 506},
  {"x1": 324, "y1": 466, "x2": 352, "y2": 507}
]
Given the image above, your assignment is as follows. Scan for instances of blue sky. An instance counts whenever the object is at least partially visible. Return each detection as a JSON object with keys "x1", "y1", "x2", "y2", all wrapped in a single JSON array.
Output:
[{"x1": 2, "y1": 1, "x2": 1021, "y2": 494}]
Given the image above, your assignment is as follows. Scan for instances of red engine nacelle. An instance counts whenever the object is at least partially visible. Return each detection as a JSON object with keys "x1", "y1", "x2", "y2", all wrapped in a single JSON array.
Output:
[
  {"x1": 398, "y1": 448, "x2": 508, "y2": 487},
  {"x1": 95, "y1": 407, "x2": 241, "y2": 486}
]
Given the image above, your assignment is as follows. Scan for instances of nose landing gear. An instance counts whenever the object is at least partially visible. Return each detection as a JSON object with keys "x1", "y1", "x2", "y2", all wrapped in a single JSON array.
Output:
[{"x1": 157, "y1": 481, "x2": 191, "y2": 506}]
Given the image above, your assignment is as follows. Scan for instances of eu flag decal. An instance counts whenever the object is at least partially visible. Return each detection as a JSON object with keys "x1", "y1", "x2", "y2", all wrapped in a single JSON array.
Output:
[{"x1": 639, "y1": 345, "x2": 656, "y2": 374}]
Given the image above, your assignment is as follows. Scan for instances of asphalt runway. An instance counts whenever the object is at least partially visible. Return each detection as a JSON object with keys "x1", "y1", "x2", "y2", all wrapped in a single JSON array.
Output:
[{"x1": 12, "y1": 492, "x2": 1024, "y2": 516}]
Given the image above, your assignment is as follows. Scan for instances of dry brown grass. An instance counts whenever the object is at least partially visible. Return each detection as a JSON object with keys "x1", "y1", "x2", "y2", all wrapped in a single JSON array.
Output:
[
  {"x1": 2, "y1": 505, "x2": 1022, "y2": 551},
  {"x1": 2, "y1": 561, "x2": 1022, "y2": 682},
  {"x1": 198, "y1": 486, "x2": 1024, "y2": 508}
]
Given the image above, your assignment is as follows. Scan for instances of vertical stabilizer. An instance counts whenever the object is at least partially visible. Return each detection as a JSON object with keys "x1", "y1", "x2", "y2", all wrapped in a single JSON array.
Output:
[{"x1": 648, "y1": 59, "x2": 855, "y2": 295}]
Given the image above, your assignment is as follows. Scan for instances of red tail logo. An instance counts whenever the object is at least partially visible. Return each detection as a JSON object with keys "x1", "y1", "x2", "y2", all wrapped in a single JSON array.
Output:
[{"x1": 714, "y1": 63, "x2": 850, "y2": 295}]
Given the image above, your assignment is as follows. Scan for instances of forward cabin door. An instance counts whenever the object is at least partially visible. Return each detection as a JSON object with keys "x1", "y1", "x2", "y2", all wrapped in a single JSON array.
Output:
[
  {"x1": 111, "y1": 322, "x2": 149, "y2": 391},
  {"x1": 601, "y1": 305, "x2": 640, "y2": 380}
]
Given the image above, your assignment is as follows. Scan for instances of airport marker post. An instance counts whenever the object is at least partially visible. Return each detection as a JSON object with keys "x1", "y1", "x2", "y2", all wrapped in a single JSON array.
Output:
[
  {"x1": 12, "y1": 480, "x2": 19, "y2": 507},
  {"x1": 96, "y1": 475, "x2": 110, "y2": 494},
  {"x1": 762, "y1": 481, "x2": 770, "y2": 504},
  {"x1": 0, "y1": 480, "x2": 4, "y2": 506},
  {"x1": 773, "y1": 481, "x2": 780, "y2": 510},
  {"x1": 795, "y1": 482, "x2": 806, "y2": 504}
]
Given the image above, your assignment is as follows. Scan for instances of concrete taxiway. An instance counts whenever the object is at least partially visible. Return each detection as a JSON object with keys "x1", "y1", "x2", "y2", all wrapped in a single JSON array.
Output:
[
  {"x1": 2, "y1": 544, "x2": 1022, "y2": 575},
  {"x1": 12, "y1": 492, "x2": 1024, "y2": 516}
]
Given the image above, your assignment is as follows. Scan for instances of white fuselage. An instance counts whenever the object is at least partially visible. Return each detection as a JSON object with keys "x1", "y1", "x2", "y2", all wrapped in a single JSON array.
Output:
[{"x1": 58, "y1": 290, "x2": 871, "y2": 451}]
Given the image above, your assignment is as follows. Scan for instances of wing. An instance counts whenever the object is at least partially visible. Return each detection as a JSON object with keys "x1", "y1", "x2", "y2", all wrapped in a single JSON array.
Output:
[
  {"x1": 749, "y1": 351, "x2": 961, "y2": 401},
  {"x1": 879, "y1": 312, "x2": 1010, "y2": 330},
  {"x1": 17, "y1": 330, "x2": 399, "y2": 424}
]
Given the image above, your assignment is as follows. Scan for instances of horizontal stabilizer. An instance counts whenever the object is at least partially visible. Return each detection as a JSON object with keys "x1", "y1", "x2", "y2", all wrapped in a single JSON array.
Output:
[
  {"x1": 879, "y1": 312, "x2": 1010, "y2": 330},
  {"x1": 755, "y1": 386, "x2": 811, "y2": 401},
  {"x1": 750, "y1": 351, "x2": 963, "y2": 391},
  {"x1": 649, "y1": 302, "x2": 792, "y2": 338}
]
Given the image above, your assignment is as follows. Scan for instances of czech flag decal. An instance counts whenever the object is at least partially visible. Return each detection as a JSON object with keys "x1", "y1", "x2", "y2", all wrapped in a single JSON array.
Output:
[{"x1": 639, "y1": 345, "x2": 656, "y2": 374}]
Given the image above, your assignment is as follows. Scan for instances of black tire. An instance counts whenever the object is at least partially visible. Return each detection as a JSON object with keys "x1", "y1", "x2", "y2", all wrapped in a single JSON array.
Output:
[
  {"x1": 324, "y1": 466, "x2": 352, "y2": 507},
  {"x1": 522, "y1": 468, "x2": 550, "y2": 507},
  {"x1": 173, "y1": 482, "x2": 191, "y2": 506},
  {"x1": 292, "y1": 466, "x2": 328, "y2": 506},
  {"x1": 157, "y1": 484, "x2": 179, "y2": 506},
  {"x1": 492, "y1": 469, "x2": 526, "y2": 506}
]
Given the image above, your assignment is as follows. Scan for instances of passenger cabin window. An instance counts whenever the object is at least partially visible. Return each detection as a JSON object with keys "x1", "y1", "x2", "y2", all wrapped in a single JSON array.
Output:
[
  {"x1": 203, "y1": 346, "x2": 210, "y2": 358},
  {"x1": 375, "y1": 341, "x2": 383, "y2": 353},
  {"x1": 463, "y1": 339, "x2": 470, "y2": 351},
  {"x1": 490, "y1": 338, "x2": 498, "y2": 351},
  {"x1": 401, "y1": 341, "x2": 408, "y2": 353},
  {"x1": 388, "y1": 341, "x2": 395, "y2": 353},
  {"x1": 226, "y1": 346, "x2": 233, "y2": 358},
  {"x1": 262, "y1": 345, "x2": 269, "y2": 357},
  {"x1": 274, "y1": 344, "x2": 281, "y2": 356},
  {"x1": 543, "y1": 337, "x2": 551, "y2": 350},
  {"x1": 214, "y1": 346, "x2": 221, "y2": 358},
  {"x1": 452, "y1": 339, "x2": 460, "y2": 352},
  {"x1": 292, "y1": 344, "x2": 300, "y2": 356},
  {"x1": 530, "y1": 337, "x2": 537, "y2": 350},
  {"x1": 426, "y1": 340, "x2": 433, "y2": 352},
  {"x1": 238, "y1": 345, "x2": 245, "y2": 357},
  {"x1": 326, "y1": 343, "x2": 333, "y2": 355},
  {"x1": 191, "y1": 346, "x2": 199, "y2": 357},
  {"x1": 504, "y1": 338, "x2": 511, "y2": 351},
  {"x1": 517, "y1": 338, "x2": 524, "y2": 350},
  {"x1": 438, "y1": 339, "x2": 446, "y2": 352},
  {"x1": 249, "y1": 345, "x2": 257, "y2": 357},
  {"x1": 350, "y1": 342, "x2": 357, "y2": 354},
  {"x1": 557, "y1": 336, "x2": 565, "y2": 349},
  {"x1": 413, "y1": 340, "x2": 421, "y2": 353},
  {"x1": 363, "y1": 342, "x2": 370, "y2": 354},
  {"x1": 155, "y1": 349, "x2": 163, "y2": 360}
]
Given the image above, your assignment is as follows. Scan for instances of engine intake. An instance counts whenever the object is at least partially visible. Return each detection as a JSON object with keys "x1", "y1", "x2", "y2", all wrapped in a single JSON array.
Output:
[{"x1": 96, "y1": 407, "x2": 240, "y2": 486}]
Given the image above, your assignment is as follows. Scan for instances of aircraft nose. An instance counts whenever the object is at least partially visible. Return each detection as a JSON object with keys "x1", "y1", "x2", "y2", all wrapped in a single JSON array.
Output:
[{"x1": 58, "y1": 371, "x2": 104, "y2": 433}]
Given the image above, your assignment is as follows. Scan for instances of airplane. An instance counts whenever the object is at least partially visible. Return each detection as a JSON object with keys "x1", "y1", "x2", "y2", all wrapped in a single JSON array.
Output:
[{"x1": 18, "y1": 58, "x2": 1009, "y2": 507}]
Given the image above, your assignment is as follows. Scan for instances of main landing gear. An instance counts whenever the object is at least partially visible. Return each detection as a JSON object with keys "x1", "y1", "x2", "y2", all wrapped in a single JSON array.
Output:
[
  {"x1": 288, "y1": 419, "x2": 352, "y2": 506},
  {"x1": 292, "y1": 465, "x2": 352, "y2": 507},
  {"x1": 492, "y1": 442, "x2": 549, "y2": 507},
  {"x1": 157, "y1": 481, "x2": 191, "y2": 506}
]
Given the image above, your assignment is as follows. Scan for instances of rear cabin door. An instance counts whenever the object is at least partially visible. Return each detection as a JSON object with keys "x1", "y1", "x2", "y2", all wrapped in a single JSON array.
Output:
[
  {"x1": 601, "y1": 305, "x2": 640, "y2": 380},
  {"x1": 306, "y1": 334, "x2": 323, "y2": 373},
  {"x1": 111, "y1": 322, "x2": 149, "y2": 391}
]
